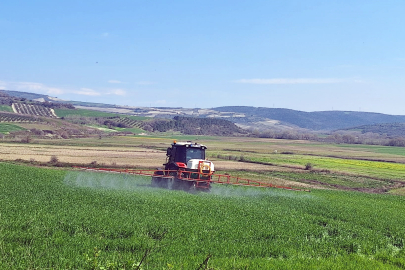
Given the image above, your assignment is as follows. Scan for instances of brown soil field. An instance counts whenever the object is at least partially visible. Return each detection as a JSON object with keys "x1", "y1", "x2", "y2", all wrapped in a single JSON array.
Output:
[{"x1": 0, "y1": 143, "x2": 164, "y2": 167}]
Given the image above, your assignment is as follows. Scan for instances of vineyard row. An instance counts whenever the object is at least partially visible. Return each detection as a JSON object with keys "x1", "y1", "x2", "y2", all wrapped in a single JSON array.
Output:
[
  {"x1": 0, "y1": 112, "x2": 40, "y2": 123},
  {"x1": 12, "y1": 103, "x2": 57, "y2": 118}
]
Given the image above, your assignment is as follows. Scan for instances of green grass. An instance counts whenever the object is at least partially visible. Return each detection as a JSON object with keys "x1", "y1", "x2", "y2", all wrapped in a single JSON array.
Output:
[
  {"x1": 54, "y1": 108, "x2": 149, "y2": 120},
  {"x1": 1, "y1": 162, "x2": 405, "y2": 269},
  {"x1": 390, "y1": 187, "x2": 405, "y2": 196},
  {"x1": 215, "y1": 169, "x2": 390, "y2": 190},
  {"x1": 54, "y1": 108, "x2": 124, "y2": 118},
  {"x1": 233, "y1": 153, "x2": 405, "y2": 180},
  {"x1": 114, "y1": 127, "x2": 145, "y2": 133},
  {"x1": 0, "y1": 123, "x2": 25, "y2": 134},
  {"x1": 335, "y1": 144, "x2": 405, "y2": 156},
  {"x1": 126, "y1": 115, "x2": 148, "y2": 121},
  {"x1": 0, "y1": 105, "x2": 13, "y2": 112}
]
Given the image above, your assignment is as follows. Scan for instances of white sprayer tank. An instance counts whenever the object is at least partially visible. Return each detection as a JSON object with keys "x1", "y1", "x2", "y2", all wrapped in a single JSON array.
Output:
[{"x1": 187, "y1": 159, "x2": 215, "y2": 172}]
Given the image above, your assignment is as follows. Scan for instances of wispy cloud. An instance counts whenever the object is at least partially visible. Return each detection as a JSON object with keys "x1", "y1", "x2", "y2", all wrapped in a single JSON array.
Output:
[
  {"x1": 0, "y1": 80, "x2": 64, "y2": 95},
  {"x1": 136, "y1": 81, "x2": 156, "y2": 85},
  {"x1": 101, "y1": 32, "x2": 109, "y2": 37},
  {"x1": 235, "y1": 78, "x2": 347, "y2": 84},
  {"x1": 1, "y1": 79, "x2": 128, "y2": 98},
  {"x1": 109, "y1": 89, "x2": 126, "y2": 96},
  {"x1": 74, "y1": 88, "x2": 101, "y2": 96}
]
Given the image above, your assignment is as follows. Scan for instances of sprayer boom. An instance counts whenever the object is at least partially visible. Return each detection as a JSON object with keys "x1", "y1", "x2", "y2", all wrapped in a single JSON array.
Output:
[{"x1": 72, "y1": 167, "x2": 307, "y2": 192}]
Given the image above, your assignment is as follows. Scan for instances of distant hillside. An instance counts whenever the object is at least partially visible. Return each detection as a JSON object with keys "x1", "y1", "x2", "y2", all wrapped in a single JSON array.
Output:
[
  {"x1": 4, "y1": 90, "x2": 405, "y2": 133},
  {"x1": 0, "y1": 90, "x2": 63, "y2": 102},
  {"x1": 342, "y1": 123, "x2": 405, "y2": 137},
  {"x1": 1, "y1": 90, "x2": 129, "y2": 109},
  {"x1": 214, "y1": 106, "x2": 405, "y2": 130},
  {"x1": 144, "y1": 116, "x2": 246, "y2": 136},
  {"x1": 0, "y1": 91, "x2": 74, "y2": 111}
]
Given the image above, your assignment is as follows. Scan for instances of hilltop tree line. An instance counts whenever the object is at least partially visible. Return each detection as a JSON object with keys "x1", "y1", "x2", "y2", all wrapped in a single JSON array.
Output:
[{"x1": 143, "y1": 116, "x2": 247, "y2": 136}]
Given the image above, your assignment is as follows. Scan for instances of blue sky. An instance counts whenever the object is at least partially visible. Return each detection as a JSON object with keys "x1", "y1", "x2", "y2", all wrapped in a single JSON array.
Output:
[{"x1": 1, "y1": 0, "x2": 404, "y2": 114}]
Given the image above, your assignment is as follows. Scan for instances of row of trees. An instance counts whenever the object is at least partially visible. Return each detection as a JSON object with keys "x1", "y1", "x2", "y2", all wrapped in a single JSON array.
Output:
[
  {"x1": 13, "y1": 103, "x2": 56, "y2": 117},
  {"x1": 0, "y1": 112, "x2": 40, "y2": 123},
  {"x1": 4, "y1": 127, "x2": 105, "y2": 141},
  {"x1": 143, "y1": 116, "x2": 247, "y2": 136},
  {"x1": 63, "y1": 115, "x2": 141, "y2": 129}
]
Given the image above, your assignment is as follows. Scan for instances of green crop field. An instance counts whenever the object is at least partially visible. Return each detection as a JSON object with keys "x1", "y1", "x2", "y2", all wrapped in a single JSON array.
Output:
[
  {"x1": 336, "y1": 144, "x2": 405, "y2": 156},
  {"x1": 241, "y1": 154, "x2": 405, "y2": 180},
  {"x1": 0, "y1": 105, "x2": 13, "y2": 112},
  {"x1": 114, "y1": 127, "x2": 145, "y2": 133},
  {"x1": 126, "y1": 115, "x2": 148, "y2": 121},
  {"x1": 1, "y1": 162, "x2": 405, "y2": 269},
  {"x1": 54, "y1": 108, "x2": 124, "y2": 118},
  {"x1": 0, "y1": 123, "x2": 25, "y2": 134}
]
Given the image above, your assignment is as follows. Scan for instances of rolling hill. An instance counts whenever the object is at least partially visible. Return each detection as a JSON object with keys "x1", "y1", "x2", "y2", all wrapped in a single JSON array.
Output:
[
  {"x1": 213, "y1": 106, "x2": 405, "y2": 131},
  {"x1": 342, "y1": 123, "x2": 405, "y2": 137},
  {"x1": 3, "y1": 89, "x2": 405, "y2": 132}
]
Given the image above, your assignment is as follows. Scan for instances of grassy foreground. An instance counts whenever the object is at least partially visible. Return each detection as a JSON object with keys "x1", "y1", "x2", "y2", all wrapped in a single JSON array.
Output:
[{"x1": 1, "y1": 163, "x2": 405, "y2": 269}]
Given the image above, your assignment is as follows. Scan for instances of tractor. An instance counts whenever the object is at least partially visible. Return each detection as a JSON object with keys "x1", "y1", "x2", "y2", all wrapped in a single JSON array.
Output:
[
  {"x1": 74, "y1": 141, "x2": 306, "y2": 192},
  {"x1": 151, "y1": 141, "x2": 214, "y2": 191}
]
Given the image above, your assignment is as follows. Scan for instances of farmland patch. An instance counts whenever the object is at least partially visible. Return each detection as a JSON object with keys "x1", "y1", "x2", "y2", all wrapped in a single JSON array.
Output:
[
  {"x1": 12, "y1": 103, "x2": 56, "y2": 117},
  {"x1": 55, "y1": 108, "x2": 124, "y2": 118},
  {"x1": 0, "y1": 123, "x2": 25, "y2": 133},
  {"x1": 0, "y1": 105, "x2": 13, "y2": 112}
]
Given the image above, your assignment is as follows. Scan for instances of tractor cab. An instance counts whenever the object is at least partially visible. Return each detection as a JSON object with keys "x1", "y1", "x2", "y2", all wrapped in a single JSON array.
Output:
[{"x1": 165, "y1": 141, "x2": 207, "y2": 170}]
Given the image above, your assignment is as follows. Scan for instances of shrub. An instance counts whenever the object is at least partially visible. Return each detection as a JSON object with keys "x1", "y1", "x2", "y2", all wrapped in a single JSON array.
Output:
[
  {"x1": 49, "y1": 155, "x2": 59, "y2": 164},
  {"x1": 281, "y1": 151, "x2": 294, "y2": 155},
  {"x1": 20, "y1": 135, "x2": 32, "y2": 143},
  {"x1": 305, "y1": 163, "x2": 313, "y2": 170},
  {"x1": 60, "y1": 131, "x2": 70, "y2": 139}
]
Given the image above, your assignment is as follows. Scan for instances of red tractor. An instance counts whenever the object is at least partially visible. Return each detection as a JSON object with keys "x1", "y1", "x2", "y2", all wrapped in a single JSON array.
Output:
[
  {"x1": 74, "y1": 141, "x2": 305, "y2": 192},
  {"x1": 152, "y1": 141, "x2": 214, "y2": 191}
]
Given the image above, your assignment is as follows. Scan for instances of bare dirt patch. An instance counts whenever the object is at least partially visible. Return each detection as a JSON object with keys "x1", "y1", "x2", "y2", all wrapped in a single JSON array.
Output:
[{"x1": 0, "y1": 143, "x2": 165, "y2": 168}]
